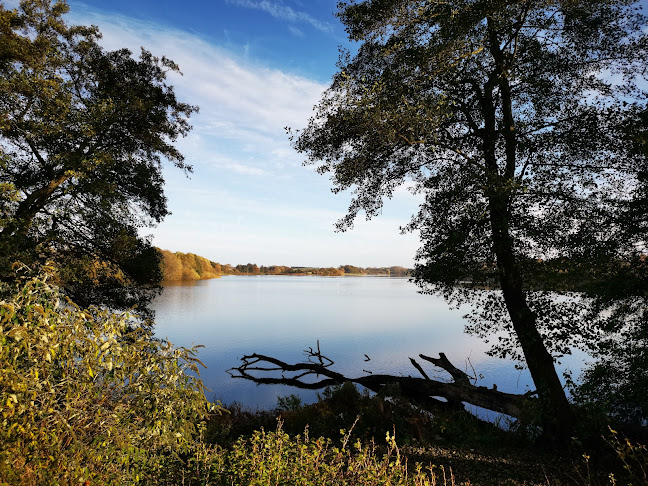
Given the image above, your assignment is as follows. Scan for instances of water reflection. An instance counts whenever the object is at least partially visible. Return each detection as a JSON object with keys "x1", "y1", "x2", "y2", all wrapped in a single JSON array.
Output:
[{"x1": 152, "y1": 276, "x2": 586, "y2": 410}]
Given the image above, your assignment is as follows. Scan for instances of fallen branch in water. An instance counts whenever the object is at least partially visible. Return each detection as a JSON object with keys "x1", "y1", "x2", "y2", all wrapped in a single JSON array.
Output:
[{"x1": 227, "y1": 343, "x2": 532, "y2": 419}]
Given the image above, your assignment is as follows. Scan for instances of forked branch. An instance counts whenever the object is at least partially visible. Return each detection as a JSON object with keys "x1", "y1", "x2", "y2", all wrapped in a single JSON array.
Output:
[{"x1": 228, "y1": 345, "x2": 531, "y2": 419}]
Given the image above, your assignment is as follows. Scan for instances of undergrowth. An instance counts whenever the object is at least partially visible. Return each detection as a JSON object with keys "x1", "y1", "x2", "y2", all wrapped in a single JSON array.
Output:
[
  {"x1": 158, "y1": 420, "x2": 448, "y2": 485},
  {"x1": 207, "y1": 382, "x2": 514, "y2": 449}
]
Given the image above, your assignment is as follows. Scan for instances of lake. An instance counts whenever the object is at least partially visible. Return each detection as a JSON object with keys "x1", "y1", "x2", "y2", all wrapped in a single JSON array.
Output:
[{"x1": 151, "y1": 275, "x2": 587, "y2": 414}]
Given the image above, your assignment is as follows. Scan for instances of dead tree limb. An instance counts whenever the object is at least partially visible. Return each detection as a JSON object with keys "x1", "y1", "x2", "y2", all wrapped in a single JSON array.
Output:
[
  {"x1": 409, "y1": 357, "x2": 430, "y2": 381},
  {"x1": 228, "y1": 345, "x2": 531, "y2": 419},
  {"x1": 419, "y1": 353, "x2": 472, "y2": 386}
]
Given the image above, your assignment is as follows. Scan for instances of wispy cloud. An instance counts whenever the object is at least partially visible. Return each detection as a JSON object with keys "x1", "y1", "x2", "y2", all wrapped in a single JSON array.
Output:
[
  {"x1": 226, "y1": 0, "x2": 333, "y2": 33},
  {"x1": 70, "y1": 10, "x2": 327, "y2": 168},
  {"x1": 52, "y1": 5, "x2": 420, "y2": 267},
  {"x1": 288, "y1": 26, "x2": 305, "y2": 38},
  {"x1": 223, "y1": 162, "x2": 266, "y2": 176}
]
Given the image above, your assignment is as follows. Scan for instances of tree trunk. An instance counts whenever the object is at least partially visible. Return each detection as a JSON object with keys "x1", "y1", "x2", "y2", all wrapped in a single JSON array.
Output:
[
  {"x1": 478, "y1": 20, "x2": 575, "y2": 442},
  {"x1": 489, "y1": 194, "x2": 575, "y2": 442},
  {"x1": 8, "y1": 173, "x2": 69, "y2": 238}
]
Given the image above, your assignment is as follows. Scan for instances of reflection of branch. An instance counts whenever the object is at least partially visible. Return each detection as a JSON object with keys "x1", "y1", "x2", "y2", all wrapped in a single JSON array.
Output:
[
  {"x1": 228, "y1": 345, "x2": 531, "y2": 419},
  {"x1": 229, "y1": 351, "x2": 347, "y2": 389}
]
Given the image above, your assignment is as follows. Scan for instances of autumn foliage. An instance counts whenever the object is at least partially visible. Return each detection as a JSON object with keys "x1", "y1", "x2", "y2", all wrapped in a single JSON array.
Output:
[
  {"x1": 158, "y1": 249, "x2": 410, "y2": 281},
  {"x1": 158, "y1": 249, "x2": 221, "y2": 281},
  {"x1": 0, "y1": 270, "x2": 219, "y2": 484}
]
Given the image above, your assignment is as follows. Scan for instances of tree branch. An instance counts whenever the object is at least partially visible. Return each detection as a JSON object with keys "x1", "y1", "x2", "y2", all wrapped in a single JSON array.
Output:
[
  {"x1": 228, "y1": 346, "x2": 532, "y2": 420},
  {"x1": 419, "y1": 352, "x2": 471, "y2": 386}
]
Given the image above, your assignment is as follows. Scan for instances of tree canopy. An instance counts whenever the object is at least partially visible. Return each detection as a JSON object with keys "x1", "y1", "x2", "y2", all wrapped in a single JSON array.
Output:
[
  {"x1": 0, "y1": 0, "x2": 196, "y2": 316},
  {"x1": 293, "y1": 0, "x2": 648, "y2": 436}
]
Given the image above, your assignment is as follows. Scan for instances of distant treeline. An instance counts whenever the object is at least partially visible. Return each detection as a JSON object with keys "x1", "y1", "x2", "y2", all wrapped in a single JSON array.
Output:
[{"x1": 158, "y1": 249, "x2": 410, "y2": 281}]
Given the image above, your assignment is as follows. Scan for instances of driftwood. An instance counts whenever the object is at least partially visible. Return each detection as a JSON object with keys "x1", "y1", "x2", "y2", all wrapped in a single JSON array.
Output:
[{"x1": 228, "y1": 342, "x2": 532, "y2": 420}]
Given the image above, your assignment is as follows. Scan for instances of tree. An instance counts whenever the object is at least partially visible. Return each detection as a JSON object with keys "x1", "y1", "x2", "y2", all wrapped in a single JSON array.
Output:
[
  {"x1": 291, "y1": 0, "x2": 648, "y2": 439},
  {"x1": 0, "y1": 0, "x2": 196, "y2": 316}
]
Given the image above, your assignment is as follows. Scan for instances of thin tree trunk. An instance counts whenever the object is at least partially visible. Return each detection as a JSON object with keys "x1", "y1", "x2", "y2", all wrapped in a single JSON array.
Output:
[
  {"x1": 489, "y1": 194, "x2": 574, "y2": 442},
  {"x1": 481, "y1": 19, "x2": 574, "y2": 441}
]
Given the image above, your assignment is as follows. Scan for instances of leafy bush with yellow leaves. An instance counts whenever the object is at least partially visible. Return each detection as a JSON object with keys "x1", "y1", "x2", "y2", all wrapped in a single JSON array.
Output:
[
  {"x1": 218, "y1": 423, "x2": 441, "y2": 486},
  {"x1": 0, "y1": 272, "x2": 220, "y2": 485}
]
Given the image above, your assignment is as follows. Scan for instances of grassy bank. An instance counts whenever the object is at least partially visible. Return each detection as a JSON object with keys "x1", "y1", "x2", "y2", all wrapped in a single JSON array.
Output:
[{"x1": 203, "y1": 385, "x2": 648, "y2": 486}]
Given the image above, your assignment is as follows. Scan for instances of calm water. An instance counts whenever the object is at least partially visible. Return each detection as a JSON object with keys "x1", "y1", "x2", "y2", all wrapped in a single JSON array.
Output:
[{"x1": 151, "y1": 275, "x2": 586, "y2": 413}]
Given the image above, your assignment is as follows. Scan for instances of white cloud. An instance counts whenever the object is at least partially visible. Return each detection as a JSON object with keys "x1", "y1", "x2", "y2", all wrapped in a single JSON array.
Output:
[
  {"x1": 288, "y1": 26, "x2": 305, "y2": 38},
  {"x1": 226, "y1": 0, "x2": 333, "y2": 33},
  {"x1": 54, "y1": 6, "x2": 422, "y2": 267},
  {"x1": 69, "y1": 9, "x2": 326, "y2": 175},
  {"x1": 223, "y1": 163, "x2": 266, "y2": 176},
  {"x1": 166, "y1": 186, "x2": 342, "y2": 226},
  {"x1": 81, "y1": 14, "x2": 326, "y2": 134}
]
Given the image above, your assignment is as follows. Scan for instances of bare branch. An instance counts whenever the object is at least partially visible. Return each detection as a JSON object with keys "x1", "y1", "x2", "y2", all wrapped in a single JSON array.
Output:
[
  {"x1": 409, "y1": 357, "x2": 431, "y2": 381},
  {"x1": 228, "y1": 346, "x2": 531, "y2": 419},
  {"x1": 419, "y1": 352, "x2": 472, "y2": 386}
]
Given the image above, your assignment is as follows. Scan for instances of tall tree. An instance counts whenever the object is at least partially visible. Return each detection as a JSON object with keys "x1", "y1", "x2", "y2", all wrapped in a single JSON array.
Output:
[
  {"x1": 0, "y1": 0, "x2": 196, "y2": 316},
  {"x1": 293, "y1": 0, "x2": 648, "y2": 439}
]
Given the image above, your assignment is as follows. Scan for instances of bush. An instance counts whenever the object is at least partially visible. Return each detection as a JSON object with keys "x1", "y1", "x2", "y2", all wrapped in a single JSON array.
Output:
[
  {"x1": 0, "y1": 270, "x2": 220, "y2": 485},
  {"x1": 220, "y1": 420, "x2": 441, "y2": 486},
  {"x1": 607, "y1": 428, "x2": 648, "y2": 485}
]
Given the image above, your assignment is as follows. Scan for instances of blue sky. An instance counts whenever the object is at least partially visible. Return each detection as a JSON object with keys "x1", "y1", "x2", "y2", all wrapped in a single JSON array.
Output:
[{"x1": 8, "y1": 0, "x2": 422, "y2": 267}]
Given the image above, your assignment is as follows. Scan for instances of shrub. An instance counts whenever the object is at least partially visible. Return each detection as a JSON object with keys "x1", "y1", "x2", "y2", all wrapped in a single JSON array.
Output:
[
  {"x1": 607, "y1": 428, "x2": 648, "y2": 485},
  {"x1": 221, "y1": 420, "x2": 441, "y2": 486},
  {"x1": 0, "y1": 270, "x2": 220, "y2": 485}
]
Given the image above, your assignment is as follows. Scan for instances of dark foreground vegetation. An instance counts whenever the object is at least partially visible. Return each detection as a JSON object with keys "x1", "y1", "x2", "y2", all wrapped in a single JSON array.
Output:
[
  {"x1": 210, "y1": 385, "x2": 648, "y2": 486},
  {"x1": 1, "y1": 0, "x2": 648, "y2": 484}
]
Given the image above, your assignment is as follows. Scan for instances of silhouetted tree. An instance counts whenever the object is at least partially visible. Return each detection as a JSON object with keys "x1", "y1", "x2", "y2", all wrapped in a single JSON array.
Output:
[
  {"x1": 292, "y1": 0, "x2": 648, "y2": 439},
  {"x1": 0, "y1": 0, "x2": 196, "y2": 316}
]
